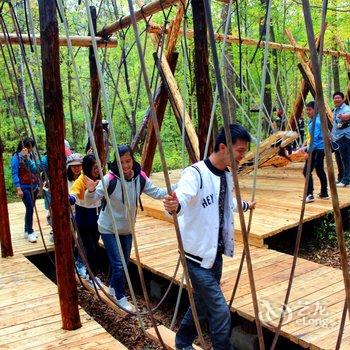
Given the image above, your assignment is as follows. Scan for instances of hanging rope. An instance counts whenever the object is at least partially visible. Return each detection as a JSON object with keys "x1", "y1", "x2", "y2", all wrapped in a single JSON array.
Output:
[
  {"x1": 229, "y1": 0, "x2": 272, "y2": 314},
  {"x1": 56, "y1": 0, "x2": 147, "y2": 331},
  {"x1": 270, "y1": 102, "x2": 319, "y2": 350},
  {"x1": 125, "y1": 0, "x2": 207, "y2": 347},
  {"x1": 202, "y1": 0, "x2": 265, "y2": 347}
]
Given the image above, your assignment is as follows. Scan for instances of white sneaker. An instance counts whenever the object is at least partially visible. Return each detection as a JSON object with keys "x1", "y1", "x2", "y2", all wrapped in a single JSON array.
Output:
[
  {"x1": 116, "y1": 296, "x2": 135, "y2": 312},
  {"x1": 336, "y1": 182, "x2": 349, "y2": 188},
  {"x1": 24, "y1": 231, "x2": 28, "y2": 238},
  {"x1": 108, "y1": 286, "x2": 116, "y2": 299},
  {"x1": 75, "y1": 263, "x2": 87, "y2": 279},
  {"x1": 49, "y1": 232, "x2": 54, "y2": 243},
  {"x1": 305, "y1": 194, "x2": 314, "y2": 203},
  {"x1": 27, "y1": 233, "x2": 37, "y2": 243}
]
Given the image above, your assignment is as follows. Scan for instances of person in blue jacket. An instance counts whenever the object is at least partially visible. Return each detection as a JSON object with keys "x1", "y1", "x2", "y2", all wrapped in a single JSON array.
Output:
[
  {"x1": 11, "y1": 137, "x2": 39, "y2": 243},
  {"x1": 301, "y1": 101, "x2": 329, "y2": 203}
]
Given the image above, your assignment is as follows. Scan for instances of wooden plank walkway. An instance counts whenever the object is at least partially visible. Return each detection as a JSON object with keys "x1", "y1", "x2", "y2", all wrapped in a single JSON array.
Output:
[
  {"x1": 4, "y1": 158, "x2": 350, "y2": 350},
  {"x1": 7, "y1": 199, "x2": 54, "y2": 256},
  {"x1": 142, "y1": 163, "x2": 350, "y2": 247},
  {"x1": 131, "y1": 214, "x2": 350, "y2": 350},
  {"x1": 1, "y1": 202, "x2": 126, "y2": 349}
]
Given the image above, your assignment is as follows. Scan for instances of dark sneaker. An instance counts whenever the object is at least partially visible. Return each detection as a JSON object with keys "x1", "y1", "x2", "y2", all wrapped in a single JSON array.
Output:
[
  {"x1": 305, "y1": 194, "x2": 314, "y2": 203},
  {"x1": 318, "y1": 193, "x2": 329, "y2": 199}
]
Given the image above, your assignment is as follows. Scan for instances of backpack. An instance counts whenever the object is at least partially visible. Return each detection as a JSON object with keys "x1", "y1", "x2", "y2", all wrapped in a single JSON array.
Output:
[{"x1": 101, "y1": 171, "x2": 147, "y2": 211}]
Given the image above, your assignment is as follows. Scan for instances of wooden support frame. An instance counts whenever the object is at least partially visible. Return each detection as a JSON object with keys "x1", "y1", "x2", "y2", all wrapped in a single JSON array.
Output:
[
  {"x1": 141, "y1": 52, "x2": 179, "y2": 175},
  {"x1": 0, "y1": 139, "x2": 13, "y2": 258},
  {"x1": 154, "y1": 53, "x2": 199, "y2": 162},
  {"x1": 148, "y1": 24, "x2": 350, "y2": 60},
  {"x1": 0, "y1": 33, "x2": 117, "y2": 48},
  {"x1": 334, "y1": 36, "x2": 350, "y2": 104},
  {"x1": 38, "y1": 0, "x2": 81, "y2": 330},
  {"x1": 285, "y1": 29, "x2": 333, "y2": 124},
  {"x1": 287, "y1": 79, "x2": 309, "y2": 131},
  {"x1": 97, "y1": 0, "x2": 178, "y2": 37}
]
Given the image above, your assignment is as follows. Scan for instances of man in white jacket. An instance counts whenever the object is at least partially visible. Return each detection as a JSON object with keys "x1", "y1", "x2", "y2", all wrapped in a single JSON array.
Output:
[{"x1": 164, "y1": 123, "x2": 255, "y2": 350}]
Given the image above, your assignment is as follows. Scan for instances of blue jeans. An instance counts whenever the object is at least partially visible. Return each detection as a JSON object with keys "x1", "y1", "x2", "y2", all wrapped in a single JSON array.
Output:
[
  {"x1": 176, "y1": 255, "x2": 233, "y2": 350},
  {"x1": 101, "y1": 233, "x2": 132, "y2": 300},
  {"x1": 336, "y1": 136, "x2": 350, "y2": 184},
  {"x1": 22, "y1": 188, "x2": 38, "y2": 234}
]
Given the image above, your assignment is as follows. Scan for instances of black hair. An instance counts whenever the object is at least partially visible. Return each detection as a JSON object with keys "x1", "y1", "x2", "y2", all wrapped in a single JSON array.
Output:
[
  {"x1": 214, "y1": 124, "x2": 251, "y2": 152},
  {"x1": 305, "y1": 101, "x2": 315, "y2": 109},
  {"x1": 333, "y1": 91, "x2": 344, "y2": 99},
  {"x1": 110, "y1": 145, "x2": 140, "y2": 177},
  {"x1": 82, "y1": 154, "x2": 99, "y2": 180},
  {"x1": 16, "y1": 137, "x2": 35, "y2": 153}
]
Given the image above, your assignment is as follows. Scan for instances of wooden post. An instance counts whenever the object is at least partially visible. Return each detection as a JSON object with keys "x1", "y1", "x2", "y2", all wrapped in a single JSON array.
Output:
[
  {"x1": 141, "y1": 52, "x2": 179, "y2": 175},
  {"x1": 191, "y1": 0, "x2": 213, "y2": 157},
  {"x1": 38, "y1": 0, "x2": 81, "y2": 330},
  {"x1": 0, "y1": 139, "x2": 13, "y2": 258},
  {"x1": 89, "y1": 6, "x2": 105, "y2": 168}
]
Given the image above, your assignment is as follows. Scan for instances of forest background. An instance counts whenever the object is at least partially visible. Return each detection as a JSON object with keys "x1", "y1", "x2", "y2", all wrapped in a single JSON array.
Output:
[{"x1": 0, "y1": 0, "x2": 349, "y2": 200}]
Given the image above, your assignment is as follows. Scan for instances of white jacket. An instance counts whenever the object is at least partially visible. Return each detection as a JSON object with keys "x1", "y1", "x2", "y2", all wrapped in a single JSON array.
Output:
[{"x1": 176, "y1": 160, "x2": 240, "y2": 269}]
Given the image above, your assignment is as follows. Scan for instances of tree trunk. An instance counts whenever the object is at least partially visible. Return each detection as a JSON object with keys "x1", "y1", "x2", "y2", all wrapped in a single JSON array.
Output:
[
  {"x1": 332, "y1": 53, "x2": 340, "y2": 92},
  {"x1": 89, "y1": 6, "x2": 106, "y2": 168},
  {"x1": 221, "y1": 3, "x2": 236, "y2": 122},
  {"x1": 191, "y1": 0, "x2": 213, "y2": 158},
  {"x1": 38, "y1": 0, "x2": 81, "y2": 330},
  {"x1": 0, "y1": 139, "x2": 13, "y2": 258},
  {"x1": 260, "y1": 0, "x2": 272, "y2": 132}
]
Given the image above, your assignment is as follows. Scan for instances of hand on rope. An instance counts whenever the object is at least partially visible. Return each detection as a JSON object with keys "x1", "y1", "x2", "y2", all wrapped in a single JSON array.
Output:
[
  {"x1": 247, "y1": 200, "x2": 257, "y2": 210},
  {"x1": 163, "y1": 192, "x2": 179, "y2": 213}
]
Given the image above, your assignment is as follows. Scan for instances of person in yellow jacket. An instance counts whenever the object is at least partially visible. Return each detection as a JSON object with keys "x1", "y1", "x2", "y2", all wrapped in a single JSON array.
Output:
[{"x1": 70, "y1": 154, "x2": 101, "y2": 282}]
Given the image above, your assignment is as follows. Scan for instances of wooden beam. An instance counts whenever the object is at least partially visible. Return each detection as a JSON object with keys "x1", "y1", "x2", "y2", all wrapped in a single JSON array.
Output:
[
  {"x1": 141, "y1": 52, "x2": 179, "y2": 175},
  {"x1": 133, "y1": 1, "x2": 190, "y2": 171},
  {"x1": 0, "y1": 33, "x2": 117, "y2": 48},
  {"x1": 97, "y1": 0, "x2": 178, "y2": 37},
  {"x1": 148, "y1": 24, "x2": 350, "y2": 60},
  {"x1": 89, "y1": 6, "x2": 106, "y2": 168},
  {"x1": 0, "y1": 139, "x2": 13, "y2": 258},
  {"x1": 285, "y1": 29, "x2": 333, "y2": 123},
  {"x1": 152, "y1": 38, "x2": 200, "y2": 160},
  {"x1": 287, "y1": 79, "x2": 309, "y2": 131},
  {"x1": 38, "y1": 0, "x2": 81, "y2": 330},
  {"x1": 165, "y1": 2, "x2": 185, "y2": 56},
  {"x1": 191, "y1": 0, "x2": 212, "y2": 158},
  {"x1": 334, "y1": 36, "x2": 350, "y2": 104}
]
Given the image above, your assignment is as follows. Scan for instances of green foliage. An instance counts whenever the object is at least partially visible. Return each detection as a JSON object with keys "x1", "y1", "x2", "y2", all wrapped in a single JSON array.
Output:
[
  {"x1": 313, "y1": 213, "x2": 350, "y2": 248},
  {"x1": 313, "y1": 213, "x2": 337, "y2": 245}
]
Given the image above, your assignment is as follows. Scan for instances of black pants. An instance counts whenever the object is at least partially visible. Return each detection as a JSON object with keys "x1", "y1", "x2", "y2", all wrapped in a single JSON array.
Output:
[
  {"x1": 303, "y1": 149, "x2": 328, "y2": 196},
  {"x1": 75, "y1": 206, "x2": 100, "y2": 274}
]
